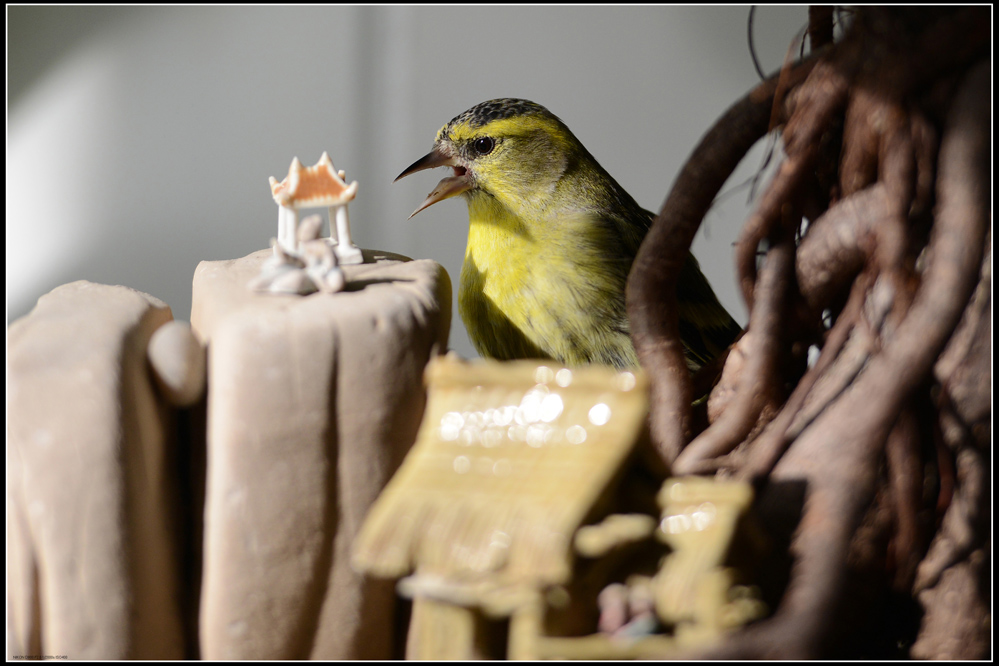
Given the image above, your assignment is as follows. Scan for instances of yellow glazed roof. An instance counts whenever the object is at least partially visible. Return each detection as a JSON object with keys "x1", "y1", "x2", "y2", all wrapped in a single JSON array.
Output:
[{"x1": 352, "y1": 356, "x2": 649, "y2": 589}]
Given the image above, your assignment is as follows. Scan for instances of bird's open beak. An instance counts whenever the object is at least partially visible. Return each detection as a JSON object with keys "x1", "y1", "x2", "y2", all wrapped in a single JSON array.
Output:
[{"x1": 395, "y1": 145, "x2": 473, "y2": 219}]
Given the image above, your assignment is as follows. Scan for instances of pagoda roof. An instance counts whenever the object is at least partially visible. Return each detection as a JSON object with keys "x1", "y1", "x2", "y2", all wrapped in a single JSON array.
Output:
[{"x1": 269, "y1": 152, "x2": 358, "y2": 208}]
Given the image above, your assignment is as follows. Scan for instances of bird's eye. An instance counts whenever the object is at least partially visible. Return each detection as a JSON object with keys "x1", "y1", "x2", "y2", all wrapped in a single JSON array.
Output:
[{"x1": 473, "y1": 137, "x2": 495, "y2": 156}]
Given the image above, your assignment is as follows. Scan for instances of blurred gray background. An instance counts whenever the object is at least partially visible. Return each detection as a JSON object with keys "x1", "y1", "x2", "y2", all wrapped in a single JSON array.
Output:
[{"x1": 8, "y1": 5, "x2": 808, "y2": 359}]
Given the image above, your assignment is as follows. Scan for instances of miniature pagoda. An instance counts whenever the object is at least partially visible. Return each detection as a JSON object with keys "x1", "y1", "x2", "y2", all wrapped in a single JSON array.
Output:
[{"x1": 269, "y1": 152, "x2": 362, "y2": 265}]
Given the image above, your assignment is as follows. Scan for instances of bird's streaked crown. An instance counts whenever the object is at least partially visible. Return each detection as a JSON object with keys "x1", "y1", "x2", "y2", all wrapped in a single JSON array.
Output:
[{"x1": 437, "y1": 98, "x2": 555, "y2": 141}]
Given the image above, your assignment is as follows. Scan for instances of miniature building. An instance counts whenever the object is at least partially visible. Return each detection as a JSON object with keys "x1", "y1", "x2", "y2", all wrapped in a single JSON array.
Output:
[
  {"x1": 269, "y1": 152, "x2": 362, "y2": 265},
  {"x1": 352, "y1": 356, "x2": 767, "y2": 660},
  {"x1": 352, "y1": 357, "x2": 651, "y2": 658}
]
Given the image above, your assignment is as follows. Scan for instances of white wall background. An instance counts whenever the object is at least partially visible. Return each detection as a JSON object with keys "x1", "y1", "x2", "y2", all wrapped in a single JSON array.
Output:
[{"x1": 8, "y1": 5, "x2": 809, "y2": 359}]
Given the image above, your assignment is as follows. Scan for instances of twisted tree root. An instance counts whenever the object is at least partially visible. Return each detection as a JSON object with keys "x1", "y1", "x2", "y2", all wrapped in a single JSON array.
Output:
[
  {"x1": 628, "y1": 6, "x2": 989, "y2": 658},
  {"x1": 734, "y1": 270, "x2": 869, "y2": 482},
  {"x1": 885, "y1": 405, "x2": 927, "y2": 592},
  {"x1": 626, "y1": 56, "x2": 818, "y2": 464},
  {"x1": 794, "y1": 184, "x2": 891, "y2": 311},
  {"x1": 734, "y1": 54, "x2": 851, "y2": 312},
  {"x1": 672, "y1": 239, "x2": 793, "y2": 475},
  {"x1": 691, "y1": 56, "x2": 988, "y2": 660}
]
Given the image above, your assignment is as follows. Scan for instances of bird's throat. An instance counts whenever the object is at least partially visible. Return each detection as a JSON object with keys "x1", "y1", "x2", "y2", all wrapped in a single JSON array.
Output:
[{"x1": 458, "y1": 194, "x2": 544, "y2": 339}]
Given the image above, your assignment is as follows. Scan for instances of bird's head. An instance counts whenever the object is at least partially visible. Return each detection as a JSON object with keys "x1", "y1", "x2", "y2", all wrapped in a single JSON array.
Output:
[{"x1": 395, "y1": 98, "x2": 582, "y2": 219}]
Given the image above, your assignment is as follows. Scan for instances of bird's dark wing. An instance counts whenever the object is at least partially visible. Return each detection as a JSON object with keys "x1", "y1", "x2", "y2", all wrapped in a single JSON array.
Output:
[
  {"x1": 622, "y1": 206, "x2": 742, "y2": 370},
  {"x1": 676, "y1": 252, "x2": 743, "y2": 368}
]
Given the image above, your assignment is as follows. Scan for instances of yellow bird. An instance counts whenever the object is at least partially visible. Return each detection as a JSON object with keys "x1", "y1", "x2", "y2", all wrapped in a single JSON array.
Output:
[{"x1": 396, "y1": 98, "x2": 740, "y2": 371}]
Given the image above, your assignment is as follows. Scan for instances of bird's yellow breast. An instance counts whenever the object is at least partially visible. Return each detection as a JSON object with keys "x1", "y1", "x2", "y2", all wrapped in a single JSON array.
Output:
[
  {"x1": 462, "y1": 195, "x2": 535, "y2": 306},
  {"x1": 458, "y1": 191, "x2": 636, "y2": 367}
]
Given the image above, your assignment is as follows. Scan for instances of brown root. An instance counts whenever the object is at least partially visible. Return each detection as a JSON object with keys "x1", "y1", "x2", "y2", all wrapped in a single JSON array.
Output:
[
  {"x1": 627, "y1": 6, "x2": 990, "y2": 658},
  {"x1": 794, "y1": 184, "x2": 890, "y2": 311},
  {"x1": 626, "y1": 56, "x2": 819, "y2": 465},
  {"x1": 672, "y1": 239, "x2": 793, "y2": 475}
]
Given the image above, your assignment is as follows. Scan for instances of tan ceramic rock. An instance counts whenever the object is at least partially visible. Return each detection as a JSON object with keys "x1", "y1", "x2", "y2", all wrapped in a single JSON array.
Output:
[
  {"x1": 147, "y1": 320, "x2": 207, "y2": 407},
  {"x1": 191, "y1": 248, "x2": 451, "y2": 660},
  {"x1": 7, "y1": 281, "x2": 184, "y2": 660}
]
